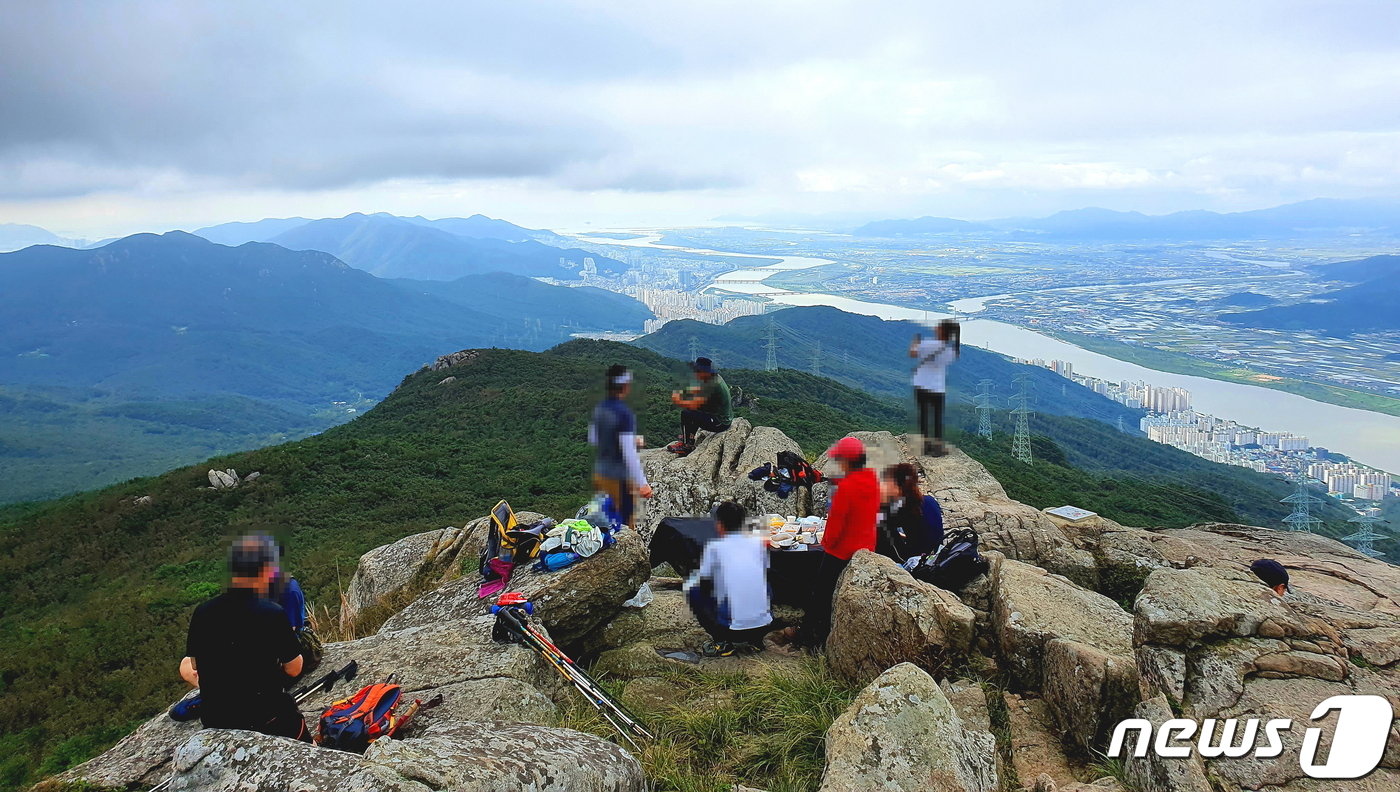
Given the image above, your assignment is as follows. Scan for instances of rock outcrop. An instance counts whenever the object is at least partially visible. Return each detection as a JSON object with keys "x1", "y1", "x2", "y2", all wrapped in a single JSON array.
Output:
[
  {"x1": 341, "y1": 523, "x2": 485, "y2": 629},
  {"x1": 825, "y1": 550, "x2": 976, "y2": 686},
  {"x1": 160, "y1": 721, "x2": 645, "y2": 792},
  {"x1": 819, "y1": 662, "x2": 998, "y2": 792},
  {"x1": 381, "y1": 528, "x2": 649, "y2": 647},
  {"x1": 430, "y1": 349, "x2": 482, "y2": 371},
  {"x1": 992, "y1": 559, "x2": 1139, "y2": 755},
  {"x1": 638, "y1": 418, "x2": 817, "y2": 536}
]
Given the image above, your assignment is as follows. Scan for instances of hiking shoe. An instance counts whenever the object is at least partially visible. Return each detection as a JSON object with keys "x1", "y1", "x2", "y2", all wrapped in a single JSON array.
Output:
[
  {"x1": 169, "y1": 694, "x2": 202, "y2": 722},
  {"x1": 735, "y1": 641, "x2": 764, "y2": 656},
  {"x1": 700, "y1": 640, "x2": 736, "y2": 657}
]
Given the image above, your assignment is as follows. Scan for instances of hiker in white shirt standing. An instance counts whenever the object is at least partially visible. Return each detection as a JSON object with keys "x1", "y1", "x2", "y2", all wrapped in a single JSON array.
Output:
[
  {"x1": 685, "y1": 501, "x2": 773, "y2": 657},
  {"x1": 910, "y1": 320, "x2": 960, "y2": 457}
]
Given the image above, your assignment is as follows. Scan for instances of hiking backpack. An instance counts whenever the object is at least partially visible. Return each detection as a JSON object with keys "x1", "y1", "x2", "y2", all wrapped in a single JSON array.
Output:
[
  {"x1": 776, "y1": 450, "x2": 823, "y2": 489},
  {"x1": 317, "y1": 678, "x2": 409, "y2": 753},
  {"x1": 909, "y1": 527, "x2": 989, "y2": 591},
  {"x1": 478, "y1": 500, "x2": 548, "y2": 578}
]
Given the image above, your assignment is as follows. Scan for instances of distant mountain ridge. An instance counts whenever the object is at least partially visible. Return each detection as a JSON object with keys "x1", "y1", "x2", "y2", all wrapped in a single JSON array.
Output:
[
  {"x1": 853, "y1": 197, "x2": 1400, "y2": 240},
  {"x1": 193, "y1": 211, "x2": 561, "y2": 246},
  {"x1": 0, "y1": 232, "x2": 651, "y2": 502},
  {"x1": 267, "y1": 213, "x2": 624, "y2": 280},
  {"x1": 0, "y1": 222, "x2": 87, "y2": 252},
  {"x1": 1219, "y1": 253, "x2": 1400, "y2": 335}
]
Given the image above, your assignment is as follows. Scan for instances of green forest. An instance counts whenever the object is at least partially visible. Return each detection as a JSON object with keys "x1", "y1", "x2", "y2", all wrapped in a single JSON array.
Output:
[{"x1": 0, "y1": 340, "x2": 1359, "y2": 789}]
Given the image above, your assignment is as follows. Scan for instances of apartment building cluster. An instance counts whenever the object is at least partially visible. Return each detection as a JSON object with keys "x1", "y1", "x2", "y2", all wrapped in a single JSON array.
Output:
[
  {"x1": 1136, "y1": 410, "x2": 1314, "y2": 472},
  {"x1": 633, "y1": 288, "x2": 767, "y2": 334},
  {"x1": 1307, "y1": 462, "x2": 1394, "y2": 501},
  {"x1": 1023, "y1": 358, "x2": 1192, "y2": 413}
]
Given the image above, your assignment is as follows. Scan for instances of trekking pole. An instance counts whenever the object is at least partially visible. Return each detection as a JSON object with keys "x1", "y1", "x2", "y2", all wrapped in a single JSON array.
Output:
[
  {"x1": 492, "y1": 605, "x2": 651, "y2": 745},
  {"x1": 514, "y1": 619, "x2": 652, "y2": 739},
  {"x1": 500, "y1": 607, "x2": 649, "y2": 737},
  {"x1": 149, "y1": 661, "x2": 358, "y2": 792}
]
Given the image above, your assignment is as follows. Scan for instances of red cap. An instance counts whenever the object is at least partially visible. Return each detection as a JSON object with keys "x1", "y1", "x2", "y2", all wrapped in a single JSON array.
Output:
[
  {"x1": 828, "y1": 436, "x2": 865, "y2": 460},
  {"x1": 497, "y1": 592, "x2": 529, "y2": 606}
]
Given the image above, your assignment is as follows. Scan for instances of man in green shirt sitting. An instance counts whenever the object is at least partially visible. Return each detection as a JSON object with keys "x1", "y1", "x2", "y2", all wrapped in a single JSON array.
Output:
[{"x1": 666, "y1": 357, "x2": 733, "y2": 457}]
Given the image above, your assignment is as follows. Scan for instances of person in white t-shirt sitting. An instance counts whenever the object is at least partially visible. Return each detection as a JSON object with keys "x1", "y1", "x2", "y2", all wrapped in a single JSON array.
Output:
[
  {"x1": 909, "y1": 320, "x2": 960, "y2": 457},
  {"x1": 685, "y1": 501, "x2": 773, "y2": 657}
]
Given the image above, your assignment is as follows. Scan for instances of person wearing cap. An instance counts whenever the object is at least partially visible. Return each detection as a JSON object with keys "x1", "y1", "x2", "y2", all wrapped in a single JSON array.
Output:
[
  {"x1": 1250, "y1": 559, "x2": 1290, "y2": 597},
  {"x1": 589, "y1": 364, "x2": 653, "y2": 530},
  {"x1": 666, "y1": 357, "x2": 733, "y2": 457},
  {"x1": 177, "y1": 533, "x2": 309, "y2": 741},
  {"x1": 788, "y1": 436, "x2": 881, "y2": 648}
]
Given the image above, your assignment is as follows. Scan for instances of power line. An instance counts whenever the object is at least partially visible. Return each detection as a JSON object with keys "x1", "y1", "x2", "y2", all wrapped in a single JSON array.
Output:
[{"x1": 810, "y1": 341, "x2": 823, "y2": 377}]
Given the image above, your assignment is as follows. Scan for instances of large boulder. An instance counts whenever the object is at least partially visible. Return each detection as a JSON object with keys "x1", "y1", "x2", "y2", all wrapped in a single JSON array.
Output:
[
  {"x1": 341, "y1": 521, "x2": 487, "y2": 631},
  {"x1": 380, "y1": 529, "x2": 650, "y2": 648},
  {"x1": 638, "y1": 418, "x2": 817, "y2": 536},
  {"x1": 582, "y1": 587, "x2": 712, "y2": 655},
  {"x1": 819, "y1": 662, "x2": 998, "y2": 792},
  {"x1": 992, "y1": 559, "x2": 1139, "y2": 755},
  {"x1": 1132, "y1": 561, "x2": 1400, "y2": 791},
  {"x1": 992, "y1": 559, "x2": 1134, "y2": 690},
  {"x1": 55, "y1": 613, "x2": 562, "y2": 790},
  {"x1": 364, "y1": 721, "x2": 646, "y2": 791},
  {"x1": 154, "y1": 721, "x2": 646, "y2": 792},
  {"x1": 825, "y1": 550, "x2": 976, "y2": 686}
]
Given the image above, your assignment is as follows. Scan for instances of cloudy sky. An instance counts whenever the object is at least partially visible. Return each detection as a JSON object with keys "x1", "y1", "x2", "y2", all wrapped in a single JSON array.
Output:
[{"x1": 4, "y1": 0, "x2": 1400, "y2": 236}]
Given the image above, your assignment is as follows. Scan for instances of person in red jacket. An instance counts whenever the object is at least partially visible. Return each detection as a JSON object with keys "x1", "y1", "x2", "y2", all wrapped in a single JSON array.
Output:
[{"x1": 792, "y1": 436, "x2": 881, "y2": 649}]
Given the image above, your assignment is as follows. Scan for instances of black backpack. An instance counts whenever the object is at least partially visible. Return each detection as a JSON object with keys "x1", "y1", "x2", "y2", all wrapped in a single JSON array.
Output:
[
  {"x1": 776, "y1": 450, "x2": 823, "y2": 489},
  {"x1": 910, "y1": 527, "x2": 988, "y2": 591}
]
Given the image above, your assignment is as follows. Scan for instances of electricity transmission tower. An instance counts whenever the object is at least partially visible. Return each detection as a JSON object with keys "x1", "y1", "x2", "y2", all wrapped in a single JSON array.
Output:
[
  {"x1": 810, "y1": 341, "x2": 823, "y2": 377},
  {"x1": 764, "y1": 318, "x2": 778, "y2": 371},
  {"x1": 688, "y1": 336, "x2": 700, "y2": 362},
  {"x1": 1343, "y1": 512, "x2": 1388, "y2": 558},
  {"x1": 1010, "y1": 373, "x2": 1034, "y2": 464},
  {"x1": 974, "y1": 379, "x2": 994, "y2": 438},
  {"x1": 1280, "y1": 472, "x2": 1324, "y2": 533},
  {"x1": 1117, "y1": 416, "x2": 1126, "y2": 433}
]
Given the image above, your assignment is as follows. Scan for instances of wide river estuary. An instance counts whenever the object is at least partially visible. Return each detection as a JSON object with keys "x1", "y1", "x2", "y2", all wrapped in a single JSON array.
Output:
[{"x1": 587, "y1": 233, "x2": 1400, "y2": 474}]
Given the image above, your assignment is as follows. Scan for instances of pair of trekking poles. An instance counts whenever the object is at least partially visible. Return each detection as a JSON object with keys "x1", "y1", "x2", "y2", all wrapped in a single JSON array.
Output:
[
  {"x1": 149, "y1": 660, "x2": 360, "y2": 792},
  {"x1": 492, "y1": 594, "x2": 653, "y2": 751}
]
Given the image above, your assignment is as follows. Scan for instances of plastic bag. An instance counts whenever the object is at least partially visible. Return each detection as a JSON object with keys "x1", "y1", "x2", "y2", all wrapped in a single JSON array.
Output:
[{"x1": 622, "y1": 582, "x2": 654, "y2": 608}]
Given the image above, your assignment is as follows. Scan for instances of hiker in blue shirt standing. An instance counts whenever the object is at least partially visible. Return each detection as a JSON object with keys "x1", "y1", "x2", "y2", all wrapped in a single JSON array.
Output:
[{"x1": 589, "y1": 364, "x2": 653, "y2": 530}]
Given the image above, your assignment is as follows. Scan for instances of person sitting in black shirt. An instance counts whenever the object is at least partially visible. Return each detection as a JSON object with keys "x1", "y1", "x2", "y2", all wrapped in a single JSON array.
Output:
[
  {"x1": 178, "y1": 533, "x2": 309, "y2": 741},
  {"x1": 876, "y1": 463, "x2": 944, "y2": 563}
]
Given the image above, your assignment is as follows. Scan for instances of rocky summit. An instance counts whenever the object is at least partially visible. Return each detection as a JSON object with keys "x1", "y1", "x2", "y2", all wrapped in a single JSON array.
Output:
[{"x1": 47, "y1": 425, "x2": 1400, "y2": 792}]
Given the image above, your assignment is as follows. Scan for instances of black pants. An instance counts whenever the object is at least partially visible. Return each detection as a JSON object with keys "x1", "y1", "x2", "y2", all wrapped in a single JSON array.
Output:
[
  {"x1": 687, "y1": 582, "x2": 769, "y2": 645},
  {"x1": 916, "y1": 388, "x2": 945, "y2": 441},
  {"x1": 202, "y1": 692, "x2": 311, "y2": 742},
  {"x1": 681, "y1": 409, "x2": 730, "y2": 443},
  {"x1": 797, "y1": 552, "x2": 850, "y2": 649}
]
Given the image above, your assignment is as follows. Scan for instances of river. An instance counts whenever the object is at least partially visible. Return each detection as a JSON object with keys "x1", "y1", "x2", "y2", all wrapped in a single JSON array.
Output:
[{"x1": 580, "y1": 233, "x2": 1400, "y2": 473}]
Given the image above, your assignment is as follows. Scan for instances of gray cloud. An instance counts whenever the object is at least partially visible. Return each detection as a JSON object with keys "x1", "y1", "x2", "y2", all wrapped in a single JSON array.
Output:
[{"x1": 2, "y1": 0, "x2": 1399, "y2": 214}]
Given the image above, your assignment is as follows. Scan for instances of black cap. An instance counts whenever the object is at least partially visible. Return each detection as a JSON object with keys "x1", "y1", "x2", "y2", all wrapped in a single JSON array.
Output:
[
  {"x1": 1250, "y1": 559, "x2": 1289, "y2": 591},
  {"x1": 691, "y1": 357, "x2": 714, "y2": 374},
  {"x1": 229, "y1": 533, "x2": 279, "y2": 578}
]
